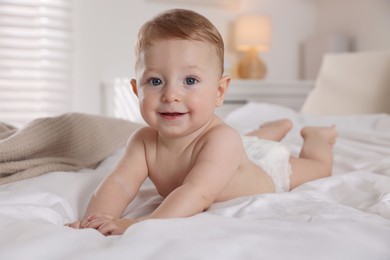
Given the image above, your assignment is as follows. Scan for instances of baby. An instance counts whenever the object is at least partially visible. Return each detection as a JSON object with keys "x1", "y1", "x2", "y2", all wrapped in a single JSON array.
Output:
[{"x1": 67, "y1": 9, "x2": 336, "y2": 235}]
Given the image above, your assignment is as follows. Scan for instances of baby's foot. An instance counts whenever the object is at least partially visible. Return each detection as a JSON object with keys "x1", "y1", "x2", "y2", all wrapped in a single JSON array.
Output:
[
  {"x1": 300, "y1": 125, "x2": 337, "y2": 145},
  {"x1": 246, "y1": 118, "x2": 293, "y2": 141},
  {"x1": 259, "y1": 119, "x2": 293, "y2": 132}
]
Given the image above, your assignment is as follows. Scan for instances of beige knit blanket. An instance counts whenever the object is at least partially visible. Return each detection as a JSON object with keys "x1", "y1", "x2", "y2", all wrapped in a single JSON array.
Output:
[{"x1": 0, "y1": 113, "x2": 141, "y2": 185}]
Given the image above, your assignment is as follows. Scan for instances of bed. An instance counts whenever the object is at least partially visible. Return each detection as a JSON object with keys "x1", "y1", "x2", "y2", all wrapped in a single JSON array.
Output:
[{"x1": 1, "y1": 51, "x2": 390, "y2": 259}]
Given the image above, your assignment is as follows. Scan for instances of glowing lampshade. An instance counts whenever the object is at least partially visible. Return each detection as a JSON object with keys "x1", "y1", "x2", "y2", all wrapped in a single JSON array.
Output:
[{"x1": 234, "y1": 14, "x2": 271, "y2": 79}]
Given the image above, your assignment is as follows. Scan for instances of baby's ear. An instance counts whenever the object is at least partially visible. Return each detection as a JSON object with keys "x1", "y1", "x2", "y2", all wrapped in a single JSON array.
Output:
[
  {"x1": 130, "y1": 79, "x2": 138, "y2": 96},
  {"x1": 215, "y1": 75, "x2": 231, "y2": 107}
]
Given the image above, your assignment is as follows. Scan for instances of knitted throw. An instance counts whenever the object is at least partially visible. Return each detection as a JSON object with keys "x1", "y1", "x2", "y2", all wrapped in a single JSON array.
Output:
[{"x1": 0, "y1": 113, "x2": 141, "y2": 185}]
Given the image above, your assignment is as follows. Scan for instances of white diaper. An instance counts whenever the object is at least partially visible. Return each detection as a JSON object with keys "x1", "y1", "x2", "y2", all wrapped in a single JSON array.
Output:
[{"x1": 242, "y1": 136, "x2": 291, "y2": 192}]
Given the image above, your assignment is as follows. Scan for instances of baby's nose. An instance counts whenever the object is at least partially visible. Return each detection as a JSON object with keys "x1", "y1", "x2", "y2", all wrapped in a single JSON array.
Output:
[{"x1": 161, "y1": 85, "x2": 181, "y2": 102}]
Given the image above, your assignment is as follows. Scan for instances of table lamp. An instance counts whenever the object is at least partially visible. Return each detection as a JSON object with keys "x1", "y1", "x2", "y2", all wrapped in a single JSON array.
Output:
[{"x1": 234, "y1": 14, "x2": 270, "y2": 79}]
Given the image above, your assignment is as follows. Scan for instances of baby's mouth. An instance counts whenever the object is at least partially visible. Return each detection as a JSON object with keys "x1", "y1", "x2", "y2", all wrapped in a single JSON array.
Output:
[
  {"x1": 160, "y1": 112, "x2": 184, "y2": 116},
  {"x1": 159, "y1": 112, "x2": 186, "y2": 119}
]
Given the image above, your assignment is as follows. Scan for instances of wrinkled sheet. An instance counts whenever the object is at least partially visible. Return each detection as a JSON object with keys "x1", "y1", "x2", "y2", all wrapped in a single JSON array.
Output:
[{"x1": 1, "y1": 102, "x2": 390, "y2": 260}]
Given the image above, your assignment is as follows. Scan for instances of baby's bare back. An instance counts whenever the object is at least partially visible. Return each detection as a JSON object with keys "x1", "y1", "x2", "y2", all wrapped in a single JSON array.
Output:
[{"x1": 142, "y1": 126, "x2": 275, "y2": 203}]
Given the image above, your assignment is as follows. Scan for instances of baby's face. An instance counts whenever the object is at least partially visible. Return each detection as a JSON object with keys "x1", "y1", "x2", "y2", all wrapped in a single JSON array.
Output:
[{"x1": 133, "y1": 39, "x2": 224, "y2": 137}]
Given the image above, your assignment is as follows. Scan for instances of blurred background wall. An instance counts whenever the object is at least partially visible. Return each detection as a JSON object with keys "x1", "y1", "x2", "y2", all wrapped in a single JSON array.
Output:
[{"x1": 72, "y1": 0, "x2": 390, "y2": 115}]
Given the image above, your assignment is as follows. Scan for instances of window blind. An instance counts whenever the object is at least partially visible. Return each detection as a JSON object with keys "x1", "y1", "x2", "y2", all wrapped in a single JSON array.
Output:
[{"x1": 0, "y1": 0, "x2": 72, "y2": 127}]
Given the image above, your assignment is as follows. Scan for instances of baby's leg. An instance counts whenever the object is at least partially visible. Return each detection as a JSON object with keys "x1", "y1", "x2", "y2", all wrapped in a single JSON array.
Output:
[
  {"x1": 289, "y1": 126, "x2": 337, "y2": 190},
  {"x1": 246, "y1": 119, "x2": 293, "y2": 141}
]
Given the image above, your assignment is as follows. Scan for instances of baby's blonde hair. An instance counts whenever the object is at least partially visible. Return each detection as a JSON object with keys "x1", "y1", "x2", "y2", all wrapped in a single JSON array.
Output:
[{"x1": 135, "y1": 9, "x2": 224, "y2": 75}]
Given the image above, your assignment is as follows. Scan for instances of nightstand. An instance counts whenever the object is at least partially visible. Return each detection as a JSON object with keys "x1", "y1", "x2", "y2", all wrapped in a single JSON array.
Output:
[{"x1": 215, "y1": 80, "x2": 314, "y2": 118}]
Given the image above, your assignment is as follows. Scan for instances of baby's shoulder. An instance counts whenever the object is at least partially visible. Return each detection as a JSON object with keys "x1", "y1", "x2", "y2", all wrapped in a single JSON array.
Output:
[
  {"x1": 205, "y1": 122, "x2": 241, "y2": 144},
  {"x1": 194, "y1": 123, "x2": 244, "y2": 157},
  {"x1": 127, "y1": 126, "x2": 157, "y2": 145},
  {"x1": 209, "y1": 121, "x2": 240, "y2": 136},
  {"x1": 134, "y1": 126, "x2": 156, "y2": 136}
]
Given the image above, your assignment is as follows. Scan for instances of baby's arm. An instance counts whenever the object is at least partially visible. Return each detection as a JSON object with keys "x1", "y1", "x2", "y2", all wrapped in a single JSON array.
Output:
[
  {"x1": 70, "y1": 129, "x2": 148, "y2": 231},
  {"x1": 141, "y1": 126, "x2": 243, "y2": 220}
]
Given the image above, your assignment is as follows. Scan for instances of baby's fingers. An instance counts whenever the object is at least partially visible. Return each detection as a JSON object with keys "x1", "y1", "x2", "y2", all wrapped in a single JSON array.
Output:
[
  {"x1": 80, "y1": 213, "x2": 113, "y2": 229},
  {"x1": 82, "y1": 218, "x2": 108, "y2": 230},
  {"x1": 65, "y1": 221, "x2": 82, "y2": 229},
  {"x1": 98, "y1": 222, "x2": 121, "y2": 236}
]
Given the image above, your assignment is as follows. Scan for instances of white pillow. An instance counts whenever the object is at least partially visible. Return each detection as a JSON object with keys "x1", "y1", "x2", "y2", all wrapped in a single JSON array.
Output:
[{"x1": 301, "y1": 50, "x2": 390, "y2": 115}]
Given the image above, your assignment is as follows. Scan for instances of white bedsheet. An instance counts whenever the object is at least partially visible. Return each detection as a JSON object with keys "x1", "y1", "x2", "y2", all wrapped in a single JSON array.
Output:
[{"x1": 1, "y1": 102, "x2": 390, "y2": 260}]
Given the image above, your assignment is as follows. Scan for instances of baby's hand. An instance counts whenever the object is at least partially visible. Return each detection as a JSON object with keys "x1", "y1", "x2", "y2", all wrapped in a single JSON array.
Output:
[
  {"x1": 80, "y1": 213, "x2": 138, "y2": 236},
  {"x1": 63, "y1": 214, "x2": 114, "y2": 231},
  {"x1": 64, "y1": 220, "x2": 82, "y2": 229}
]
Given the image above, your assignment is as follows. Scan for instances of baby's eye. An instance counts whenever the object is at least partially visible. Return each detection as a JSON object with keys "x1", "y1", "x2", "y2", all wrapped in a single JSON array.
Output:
[
  {"x1": 149, "y1": 77, "x2": 162, "y2": 86},
  {"x1": 184, "y1": 77, "x2": 198, "y2": 86}
]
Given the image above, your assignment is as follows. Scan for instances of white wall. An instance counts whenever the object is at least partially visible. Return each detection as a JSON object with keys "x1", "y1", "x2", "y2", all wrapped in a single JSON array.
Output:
[
  {"x1": 316, "y1": 0, "x2": 390, "y2": 51},
  {"x1": 72, "y1": 0, "x2": 390, "y2": 115},
  {"x1": 301, "y1": 0, "x2": 390, "y2": 79},
  {"x1": 72, "y1": 0, "x2": 316, "y2": 115}
]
